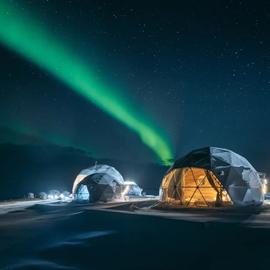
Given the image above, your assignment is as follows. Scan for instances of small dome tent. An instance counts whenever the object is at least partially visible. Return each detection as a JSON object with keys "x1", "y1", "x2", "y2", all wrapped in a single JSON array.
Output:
[
  {"x1": 123, "y1": 181, "x2": 143, "y2": 197},
  {"x1": 160, "y1": 147, "x2": 264, "y2": 207},
  {"x1": 72, "y1": 164, "x2": 125, "y2": 202}
]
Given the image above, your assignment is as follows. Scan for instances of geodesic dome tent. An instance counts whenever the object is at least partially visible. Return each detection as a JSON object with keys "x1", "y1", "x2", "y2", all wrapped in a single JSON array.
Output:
[
  {"x1": 160, "y1": 147, "x2": 264, "y2": 207},
  {"x1": 123, "y1": 181, "x2": 143, "y2": 197},
  {"x1": 72, "y1": 164, "x2": 125, "y2": 202}
]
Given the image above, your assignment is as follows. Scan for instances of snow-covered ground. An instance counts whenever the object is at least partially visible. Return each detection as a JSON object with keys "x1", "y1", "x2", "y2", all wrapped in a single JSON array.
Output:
[
  {"x1": 1, "y1": 199, "x2": 270, "y2": 269},
  {"x1": 0, "y1": 199, "x2": 59, "y2": 215}
]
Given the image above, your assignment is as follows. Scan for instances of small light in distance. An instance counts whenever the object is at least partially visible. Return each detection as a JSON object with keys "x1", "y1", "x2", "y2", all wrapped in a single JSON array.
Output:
[{"x1": 262, "y1": 178, "x2": 268, "y2": 194}]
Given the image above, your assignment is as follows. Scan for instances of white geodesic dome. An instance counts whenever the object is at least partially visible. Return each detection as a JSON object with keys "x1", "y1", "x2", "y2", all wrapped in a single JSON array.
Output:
[{"x1": 72, "y1": 164, "x2": 125, "y2": 202}]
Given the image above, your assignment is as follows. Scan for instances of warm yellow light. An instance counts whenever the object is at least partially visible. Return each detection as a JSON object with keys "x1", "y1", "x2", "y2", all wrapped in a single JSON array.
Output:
[{"x1": 161, "y1": 167, "x2": 233, "y2": 207}]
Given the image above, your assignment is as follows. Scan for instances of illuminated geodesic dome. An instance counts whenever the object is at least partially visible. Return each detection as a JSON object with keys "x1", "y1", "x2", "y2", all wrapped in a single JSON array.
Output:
[
  {"x1": 123, "y1": 181, "x2": 143, "y2": 197},
  {"x1": 72, "y1": 164, "x2": 125, "y2": 202},
  {"x1": 160, "y1": 147, "x2": 264, "y2": 207}
]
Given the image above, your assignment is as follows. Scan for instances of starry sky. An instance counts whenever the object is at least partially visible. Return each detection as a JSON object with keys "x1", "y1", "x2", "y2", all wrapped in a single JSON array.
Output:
[{"x1": 0, "y1": 0, "x2": 270, "y2": 169}]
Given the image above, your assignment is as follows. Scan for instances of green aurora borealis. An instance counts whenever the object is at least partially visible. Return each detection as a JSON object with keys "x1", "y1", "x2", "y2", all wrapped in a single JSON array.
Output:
[{"x1": 0, "y1": 1, "x2": 173, "y2": 165}]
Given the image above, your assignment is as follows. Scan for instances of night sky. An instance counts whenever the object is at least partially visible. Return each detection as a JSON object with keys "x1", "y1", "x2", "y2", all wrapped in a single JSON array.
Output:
[{"x1": 0, "y1": 1, "x2": 270, "y2": 170}]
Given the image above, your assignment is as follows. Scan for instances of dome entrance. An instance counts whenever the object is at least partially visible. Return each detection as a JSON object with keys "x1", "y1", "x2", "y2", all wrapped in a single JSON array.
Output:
[{"x1": 161, "y1": 167, "x2": 232, "y2": 207}]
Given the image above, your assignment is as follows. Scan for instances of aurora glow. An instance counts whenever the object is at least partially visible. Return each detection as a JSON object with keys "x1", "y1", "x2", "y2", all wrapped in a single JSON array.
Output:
[
  {"x1": 2, "y1": 120, "x2": 96, "y2": 156},
  {"x1": 0, "y1": 1, "x2": 173, "y2": 164}
]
